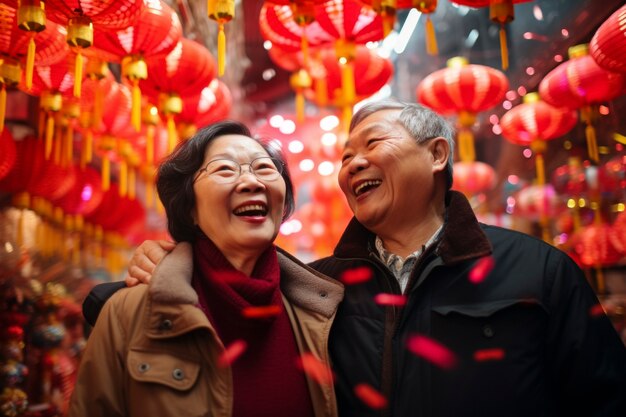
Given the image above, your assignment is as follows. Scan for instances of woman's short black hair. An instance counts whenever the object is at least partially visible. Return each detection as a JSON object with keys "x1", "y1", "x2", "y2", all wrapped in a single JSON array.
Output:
[{"x1": 156, "y1": 120, "x2": 296, "y2": 242}]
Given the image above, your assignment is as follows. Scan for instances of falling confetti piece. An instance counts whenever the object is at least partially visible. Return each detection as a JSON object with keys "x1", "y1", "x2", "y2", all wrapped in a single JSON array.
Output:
[
  {"x1": 374, "y1": 293, "x2": 407, "y2": 307},
  {"x1": 340, "y1": 267, "x2": 373, "y2": 284},
  {"x1": 468, "y1": 256, "x2": 495, "y2": 284},
  {"x1": 241, "y1": 305, "x2": 282, "y2": 319},
  {"x1": 406, "y1": 334, "x2": 457, "y2": 370},
  {"x1": 297, "y1": 353, "x2": 335, "y2": 385},
  {"x1": 473, "y1": 348, "x2": 505, "y2": 362},
  {"x1": 589, "y1": 303, "x2": 606, "y2": 318},
  {"x1": 354, "y1": 383, "x2": 388, "y2": 410},
  {"x1": 218, "y1": 340, "x2": 247, "y2": 367}
]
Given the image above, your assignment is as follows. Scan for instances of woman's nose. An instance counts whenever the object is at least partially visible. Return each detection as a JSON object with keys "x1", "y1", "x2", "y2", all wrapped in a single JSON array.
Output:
[{"x1": 236, "y1": 168, "x2": 266, "y2": 191}]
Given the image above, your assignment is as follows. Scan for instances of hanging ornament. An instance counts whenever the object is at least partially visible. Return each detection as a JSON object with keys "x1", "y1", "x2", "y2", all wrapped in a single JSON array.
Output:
[
  {"x1": 207, "y1": 0, "x2": 235, "y2": 76},
  {"x1": 590, "y1": 4, "x2": 626, "y2": 73}
]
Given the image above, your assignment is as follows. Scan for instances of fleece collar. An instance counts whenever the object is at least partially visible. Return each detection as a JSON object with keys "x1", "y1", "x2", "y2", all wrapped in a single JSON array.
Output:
[{"x1": 333, "y1": 190, "x2": 492, "y2": 265}]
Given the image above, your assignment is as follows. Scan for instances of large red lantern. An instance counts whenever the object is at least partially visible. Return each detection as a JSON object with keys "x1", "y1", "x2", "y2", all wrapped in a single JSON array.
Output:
[
  {"x1": 500, "y1": 92, "x2": 577, "y2": 185},
  {"x1": 452, "y1": 161, "x2": 496, "y2": 196},
  {"x1": 590, "y1": 5, "x2": 626, "y2": 74},
  {"x1": 43, "y1": 0, "x2": 145, "y2": 97},
  {"x1": 91, "y1": 0, "x2": 182, "y2": 131},
  {"x1": 416, "y1": 56, "x2": 508, "y2": 162},
  {"x1": 539, "y1": 44, "x2": 626, "y2": 163},
  {"x1": 176, "y1": 80, "x2": 232, "y2": 140},
  {"x1": 450, "y1": 0, "x2": 533, "y2": 70}
]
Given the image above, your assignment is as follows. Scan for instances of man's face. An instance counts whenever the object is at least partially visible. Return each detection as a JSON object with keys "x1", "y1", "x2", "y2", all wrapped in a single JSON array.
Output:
[{"x1": 338, "y1": 109, "x2": 442, "y2": 236}]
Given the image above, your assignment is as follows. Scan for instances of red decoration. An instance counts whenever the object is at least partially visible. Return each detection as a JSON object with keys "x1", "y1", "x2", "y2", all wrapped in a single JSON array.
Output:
[
  {"x1": 573, "y1": 223, "x2": 623, "y2": 267},
  {"x1": 416, "y1": 57, "x2": 508, "y2": 162},
  {"x1": 611, "y1": 211, "x2": 626, "y2": 255},
  {"x1": 452, "y1": 161, "x2": 496, "y2": 196},
  {"x1": 176, "y1": 80, "x2": 232, "y2": 139},
  {"x1": 0, "y1": 128, "x2": 17, "y2": 181},
  {"x1": 500, "y1": 92, "x2": 577, "y2": 185},
  {"x1": 539, "y1": 44, "x2": 626, "y2": 163},
  {"x1": 55, "y1": 166, "x2": 104, "y2": 216},
  {"x1": 590, "y1": 5, "x2": 626, "y2": 73}
]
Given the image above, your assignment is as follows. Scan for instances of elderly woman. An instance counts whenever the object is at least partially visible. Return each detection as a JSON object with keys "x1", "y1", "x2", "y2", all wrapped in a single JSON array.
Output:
[{"x1": 69, "y1": 121, "x2": 343, "y2": 417}]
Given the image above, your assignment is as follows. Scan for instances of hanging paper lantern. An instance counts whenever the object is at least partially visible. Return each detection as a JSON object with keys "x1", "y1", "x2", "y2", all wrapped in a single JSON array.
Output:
[
  {"x1": 140, "y1": 38, "x2": 217, "y2": 154},
  {"x1": 450, "y1": 0, "x2": 533, "y2": 70},
  {"x1": 452, "y1": 161, "x2": 496, "y2": 196},
  {"x1": 539, "y1": 44, "x2": 626, "y2": 164},
  {"x1": 43, "y1": 0, "x2": 145, "y2": 98},
  {"x1": 590, "y1": 5, "x2": 626, "y2": 73},
  {"x1": 91, "y1": 0, "x2": 182, "y2": 131},
  {"x1": 514, "y1": 183, "x2": 563, "y2": 242},
  {"x1": 55, "y1": 165, "x2": 104, "y2": 216},
  {"x1": 500, "y1": 92, "x2": 577, "y2": 185},
  {"x1": 551, "y1": 157, "x2": 589, "y2": 197},
  {"x1": 0, "y1": 128, "x2": 17, "y2": 181},
  {"x1": 573, "y1": 222, "x2": 623, "y2": 268},
  {"x1": 416, "y1": 56, "x2": 508, "y2": 162}
]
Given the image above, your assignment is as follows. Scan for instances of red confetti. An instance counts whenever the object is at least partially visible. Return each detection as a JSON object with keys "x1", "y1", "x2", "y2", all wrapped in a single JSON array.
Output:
[
  {"x1": 473, "y1": 348, "x2": 505, "y2": 362},
  {"x1": 218, "y1": 340, "x2": 247, "y2": 367},
  {"x1": 340, "y1": 267, "x2": 373, "y2": 284},
  {"x1": 589, "y1": 303, "x2": 606, "y2": 318},
  {"x1": 297, "y1": 353, "x2": 335, "y2": 385},
  {"x1": 469, "y1": 256, "x2": 495, "y2": 284},
  {"x1": 354, "y1": 383, "x2": 388, "y2": 410},
  {"x1": 374, "y1": 293, "x2": 407, "y2": 307},
  {"x1": 406, "y1": 334, "x2": 457, "y2": 370},
  {"x1": 241, "y1": 305, "x2": 282, "y2": 319}
]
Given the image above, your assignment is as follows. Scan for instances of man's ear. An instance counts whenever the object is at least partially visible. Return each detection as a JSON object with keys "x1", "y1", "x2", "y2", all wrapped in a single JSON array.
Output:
[{"x1": 429, "y1": 137, "x2": 450, "y2": 174}]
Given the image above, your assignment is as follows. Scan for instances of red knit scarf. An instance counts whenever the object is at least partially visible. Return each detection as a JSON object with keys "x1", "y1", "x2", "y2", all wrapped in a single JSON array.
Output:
[{"x1": 192, "y1": 235, "x2": 315, "y2": 417}]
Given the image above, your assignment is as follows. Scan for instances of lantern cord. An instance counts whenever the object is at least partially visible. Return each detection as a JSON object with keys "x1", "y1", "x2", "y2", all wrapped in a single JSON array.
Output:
[
  {"x1": 74, "y1": 51, "x2": 83, "y2": 98},
  {"x1": 146, "y1": 125, "x2": 155, "y2": 165},
  {"x1": 218, "y1": 22, "x2": 226, "y2": 76},
  {"x1": 340, "y1": 61, "x2": 356, "y2": 106},
  {"x1": 315, "y1": 76, "x2": 328, "y2": 107},
  {"x1": 342, "y1": 105, "x2": 352, "y2": 135},
  {"x1": 425, "y1": 15, "x2": 438, "y2": 56},
  {"x1": 85, "y1": 129, "x2": 93, "y2": 163},
  {"x1": 102, "y1": 156, "x2": 110, "y2": 191},
  {"x1": 301, "y1": 30, "x2": 309, "y2": 68},
  {"x1": 499, "y1": 25, "x2": 509, "y2": 70},
  {"x1": 119, "y1": 160, "x2": 128, "y2": 197},
  {"x1": 295, "y1": 91, "x2": 305, "y2": 122},
  {"x1": 167, "y1": 115, "x2": 178, "y2": 154},
  {"x1": 0, "y1": 85, "x2": 6, "y2": 133},
  {"x1": 129, "y1": 167, "x2": 136, "y2": 200},
  {"x1": 45, "y1": 114, "x2": 54, "y2": 159},
  {"x1": 585, "y1": 124, "x2": 599, "y2": 164},
  {"x1": 458, "y1": 128, "x2": 475, "y2": 162},
  {"x1": 535, "y1": 153, "x2": 545, "y2": 186},
  {"x1": 26, "y1": 36, "x2": 36, "y2": 90},
  {"x1": 131, "y1": 81, "x2": 141, "y2": 132}
]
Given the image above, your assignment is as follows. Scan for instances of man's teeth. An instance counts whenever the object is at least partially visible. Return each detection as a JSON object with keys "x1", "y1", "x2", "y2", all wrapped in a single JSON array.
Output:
[
  {"x1": 234, "y1": 204, "x2": 267, "y2": 215},
  {"x1": 354, "y1": 180, "x2": 382, "y2": 196}
]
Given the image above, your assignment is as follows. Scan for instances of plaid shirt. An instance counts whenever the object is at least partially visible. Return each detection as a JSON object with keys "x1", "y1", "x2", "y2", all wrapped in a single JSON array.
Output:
[{"x1": 374, "y1": 225, "x2": 442, "y2": 293}]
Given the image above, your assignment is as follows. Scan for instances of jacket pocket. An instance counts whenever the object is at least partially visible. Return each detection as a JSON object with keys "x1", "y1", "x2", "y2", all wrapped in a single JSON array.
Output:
[
  {"x1": 128, "y1": 349, "x2": 200, "y2": 391},
  {"x1": 432, "y1": 298, "x2": 546, "y2": 318}
]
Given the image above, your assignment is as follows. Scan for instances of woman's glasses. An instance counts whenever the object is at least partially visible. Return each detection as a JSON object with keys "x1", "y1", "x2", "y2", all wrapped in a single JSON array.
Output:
[{"x1": 195, "y1": 157, "x2": 283, "y2": 184}]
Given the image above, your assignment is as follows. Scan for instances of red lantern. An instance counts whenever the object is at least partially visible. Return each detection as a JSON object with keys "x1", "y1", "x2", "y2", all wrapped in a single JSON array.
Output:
[
  {"x1": 416, "y1": 56, "x2": 508, "y2": 162},
  {"x1": 573, "y1": 223, "x2": 623, "y2": 268},
  {"x1": 91, "y1": 0, "x2": 182, "y2": 131},
  {"x1": 611, "y1": 211, "x2": 626, "y2": 255},
  {"x1": 590, "y1": 5, "x2": 626, "y2": 73},
  {"x1": 140, "y1": 38, "x2": 217, "y2": 154},
  {"x1": 43, "y1": 0, "x2": 145, "y2": 97},
  {"x1": 450, "y1": 0, "x2": 533, "y2": 70},
  {"x1": 55, "y1": 166, "x2": 104, "y2": 217},
  {"x1": 176, "y1": 80, "x2": 232, "y2": 139},
  {"x1": 452, "y1": 161, "x2": 496, "y2": 196},
  {"x1": 0, "y1": 128, "x2": 17, "y2": 181},
  {"x1": 514, "y1": 183, "x2": 563, "y2": 241},
  {"x1": 539, "y1": 44, "x2": 626, "y2": 163},
  {"x1": 500, "y1": 92, "x2": 577, "y2": 185}
]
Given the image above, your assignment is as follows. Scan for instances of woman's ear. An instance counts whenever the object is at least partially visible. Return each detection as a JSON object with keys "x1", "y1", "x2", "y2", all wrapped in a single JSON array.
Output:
[{"x1": 429, "y1": 137, "x2": 450, "y2": 174}]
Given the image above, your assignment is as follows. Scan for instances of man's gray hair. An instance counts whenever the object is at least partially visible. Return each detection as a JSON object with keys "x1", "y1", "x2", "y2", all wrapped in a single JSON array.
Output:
[{"x1": 350, "y1": 99, "x2": 456, "y2": 189}]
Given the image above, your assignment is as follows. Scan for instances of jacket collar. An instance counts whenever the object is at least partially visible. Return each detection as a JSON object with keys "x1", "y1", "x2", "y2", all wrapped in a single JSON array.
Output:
[{"x1": 333, "y1": 190, "x2": 492, "y2": 265}]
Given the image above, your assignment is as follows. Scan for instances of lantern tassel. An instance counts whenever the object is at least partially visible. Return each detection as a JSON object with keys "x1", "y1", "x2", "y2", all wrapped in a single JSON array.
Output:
[
  {"x1": 295, "y1": 91, "x2": 305, "y2": 122},
  {"x1": 535, "y1": 153, "x2": 545, "y2": 186},
  {"x1": 102, "y1": 156, "x2": 110, "y2": 191},
  {"x1": 425, "y1": 15, "x2": 438, "y2": 56},
  {"x1": 458, "y1": 128, "x2": 475, "y2": 162},
  {"x1": 146, "y1": 125, "x2": 155, "y2": 165},
  {"x1": 131, "y1": 81, "x2": 141, "y2": 131},
  {"x1": 301, "y1": 31, "x2": 309, "y2": 68},
  {"x1": 218, "y1": 22, "x2": 226, "y2": 76},
  {"x1": 342, "y1": 105, "x2": 352, "y2": 134},
  {"x1": 585, "y1": 123, "x2": 599, "y2": 164},
  {"x1": 119, "y1": 160, "x2": 128, "y2": 197},
  {"x1": 340, "y1": 61, "x2": 356, "y2": 106},
  {"x1": 315, "y1": 77, "x2": 328, "y2": 107},
  {"x1": 129, "y1": 167, "x2": 136, "y2": 200},
  {"x1": 85, "y1": 129, "x2": 93, "y2": 163},
  {"x1": 74, "y1": 51, "x2": 83, "y2": 98},
  {"x1": 0, "y1": 85, "x2": 6, "y2": 133},
  {"x1": 26, "y1": 36, "x2": 36, "y2": 90},
  {"x1": 499, "y1": 25, "x2": 509, "y2": 70},
  {"x1": 45, "y1": 114, "x2": 54, "y2": 159},
  {"x1": 167, "y1": 115, "x2": 178, "y2": 154}
]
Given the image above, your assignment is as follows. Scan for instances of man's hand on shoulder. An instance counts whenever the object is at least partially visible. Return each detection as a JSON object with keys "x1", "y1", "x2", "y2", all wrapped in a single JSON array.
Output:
[{"x1": 125, "y1": 239, "x2": 176, "y2": 286}]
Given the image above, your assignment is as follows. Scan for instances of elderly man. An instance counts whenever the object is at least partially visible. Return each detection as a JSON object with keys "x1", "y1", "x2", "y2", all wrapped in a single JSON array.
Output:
[{"x1": 85, "y1": 100, "x2": 626, "y2": 416}]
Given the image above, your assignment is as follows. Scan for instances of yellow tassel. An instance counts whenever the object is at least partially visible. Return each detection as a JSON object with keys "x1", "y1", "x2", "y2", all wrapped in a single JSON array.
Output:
[
  {"x1": 26, "y1": 36, "x2": 36, "y2": 90},
  {"x1": 146, "y1": 125, "x2": 155, "y2": 165},
  {"x1": 131, "y1": 81, "x2": 141, "y2": 131},
  {"x1": 218, "y1": 23, "x2": 226, "y2": 76},
  {"x1": 53, "y1": 125, "x2": 62, "y2": 164},
  {"x1": 315, "y1": 77, "x2": 328, "y2": 107},
  {"x1": 585, "y1": 123, "x2": 599, "y2": 163},
  {"x1": 102, "y1": 157, "x2": 110, "y2": 191},
  {"x1": 85, "y1": 129, "x2": 93, "y2": 163},
  {"x1": 74, "y1": 51, "x2": 83, "y2": 98},
  {"x1": 45, "y1": 114, "x2": 54, "y2": 159},
  {"x1": 425, "y1": 16, "x2": 438, "y2": 56},
  {"x1": 0, "y1": 85, "x2": 5, "y2": 133},
  {"x1": 342, "y1": 105, "x2": 352, "y2": 134},
  {"x1": 535, "y1": 153, "x2": 545, "y2": 186},
  {"x1": 167, "y1": 115, "x2": 178, "y2": 154},
  {"x1": 499, "y1": 25, "x2": 509, "y2": 70},
  {"x1": 295, "y1": 91, "x2": 305, "y2": 122},
  {"x1": 301, "y1": 33, "x2": 309, "y2": 68},
  {"x1": 65, "y1": 125, "x2": 73, "y2": 166},
  {"x1": 119, "y1": 160, "x2": 128, "y2": 197},
  {"x1": 458, "y1": 128, "x2": 475, "y2": 162},
  {"x1": 129, "y1": 167, "x2": 136, "y2": 200},
  {"x1": 340, "y1": 61, "x2": 356, "y2": 106}
]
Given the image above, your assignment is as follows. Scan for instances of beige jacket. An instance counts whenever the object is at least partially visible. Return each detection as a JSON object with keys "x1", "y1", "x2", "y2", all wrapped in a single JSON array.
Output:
[{"x1": 69, "y1": 243, "x2": 344, "y2": 417}]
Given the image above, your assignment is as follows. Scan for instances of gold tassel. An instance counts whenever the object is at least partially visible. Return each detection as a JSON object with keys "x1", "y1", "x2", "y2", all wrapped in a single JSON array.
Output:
[
  {"x1": 128, "y1": 167, "x2": 136, "y2": 200},
  {"x1": 85, "y1": 129, "x2": 93, "y2": 163},
  {"x1": 26, "y1": 36, "x2": 36, "y2": 90},
  {"x1": 301, "y1": 32, "x2": 309, "y2": 68},
  {"x1": 535, "y1": 153, "x2": 545, "y2": 186},
  {"x1": 218, "y1": 23, "x2": 226, "y2": 76},
  {"x1": 295, "y1": 91, "x2": 305, "y2": 122},
  {"x1": 315, "y1": 77, "x2": 328, "y2": 107},
  {"x1": 45, "y1": 114, "x2": 54, "y2": 159},
  {"x1": 119, "y1": 160, "x2": 128, "y2": 197},
  {"x1": 102, "y1": 156, "x2": 110, "y2": 191},
  {"x1": 167, "y1": 115, "x2": 178, "y2": 154},
  {"x1": 425, "y1": 15, "x2": 438, "y2": 56},
  {"x1": 340, "y1": 60, "x2": 356, "y2": 106},
  {"x1": 146, "y1": 125, "x2": 155, "y2": 165},
  {"x1": 0, "y1": 85, "x2": 5, "y2": 133},
  {"x1": 342, "y1": 105, "x2": 352, "y2": 134},
  {"x1": 73, "y1": 51, "x2": 83, "y2": 98},
  {"x1": 457, "y1": 128, "x2": 475, "y2": 162},
  {"x1": 585, "y1": 124, "x2": 599, "y2": 163},
  {"x1": 499, "y1": 25, "x2": 509, "y2": 70},
  {"x1": 131, "y1": 81, "x2": 141, "y2": 131}
]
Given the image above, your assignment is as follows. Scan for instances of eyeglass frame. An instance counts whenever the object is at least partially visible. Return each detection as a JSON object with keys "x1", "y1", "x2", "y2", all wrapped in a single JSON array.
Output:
[{"x1": 193, "y1": 156, "x2": 285, "y2": 184}]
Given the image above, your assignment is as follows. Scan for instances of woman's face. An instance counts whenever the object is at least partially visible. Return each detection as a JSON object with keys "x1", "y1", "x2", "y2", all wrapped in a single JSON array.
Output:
[{"x1": 192, "y1": 135, "x2": 286, "y2": 255}]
